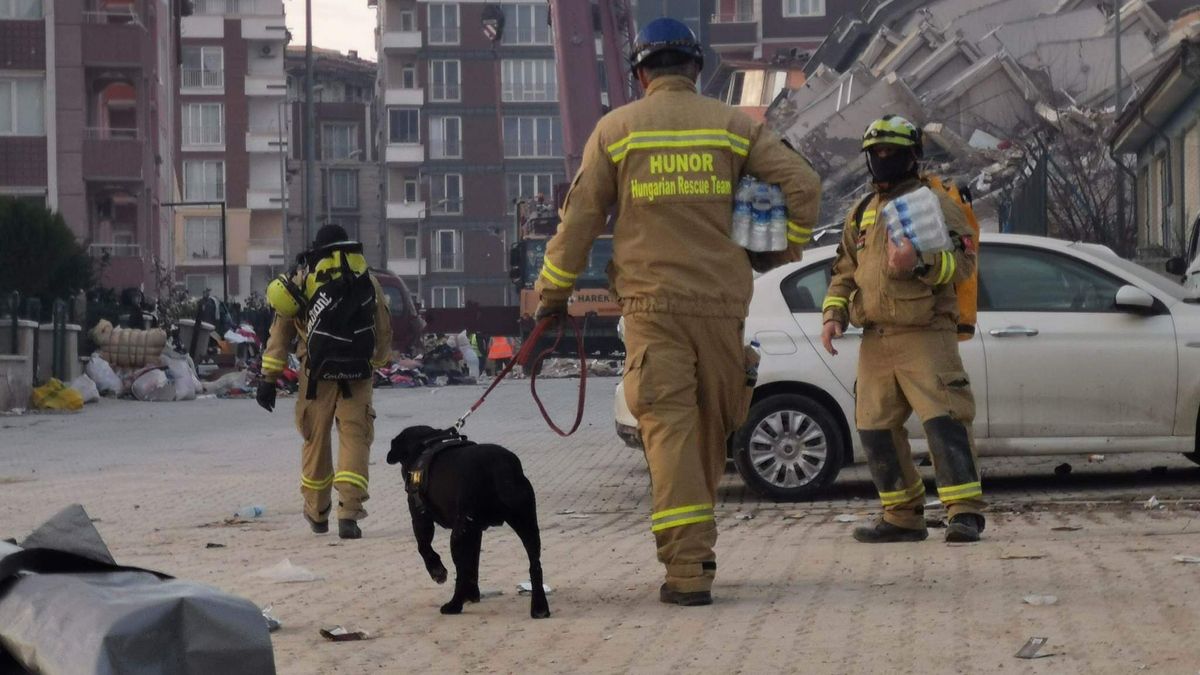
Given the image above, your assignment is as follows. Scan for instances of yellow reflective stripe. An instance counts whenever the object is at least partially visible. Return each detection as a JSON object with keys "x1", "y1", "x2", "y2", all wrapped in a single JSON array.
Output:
[
  {"x1": 301, "y1": 474, "x2": 334, "y2": 490},
  {"x1": 334, "y1": 471, "x2": 369, "y2": 491},
  {"x1": 788, "y1": 221, "x2": 812, "y2": 244},
  {"x1": 787, "y1": 221, "x2": 812, "y2": 235},
  {"x1": 607, "y1": 129, "x2": 751, "y2": 163},
  {"x1": 936, "y1": 251, "x2": 957, "y2": 285},
  {"x1": 543, "y1": 258, "x2": 577, "y2": 281},
  {"x1": 262, "y1": 356, "x2": 286, "y2": 372},
  {"x1": 539, "y1": 267, "x2": 575, "y2": 289},
  {"x1": 651, "y1": 503, "x2": 713, "y2": 521},
  {"x1": 650, "y1": 514, "x2": 715, "y2": 532},
  {"x1": 606, "y1": 128, "x2": 750, "y2": 154},
  {"x1": 611, "y1": 139, "x2": 749, "y2": 162},
  {"x1": 822, "y1": 296, "x2": 848, "y2": 311},
  {"x1": 937, "y1": 481, "x2": 982, "y2": 501},
  {"x1": 787, "y1": 233, "x2": 808, "y2": 244},
  {"x1": 860, "y1": 210, "x2": 878, "y2": 227},
  {"x1": 879, "y1": 482, "x2": 926, "y2": 507}
]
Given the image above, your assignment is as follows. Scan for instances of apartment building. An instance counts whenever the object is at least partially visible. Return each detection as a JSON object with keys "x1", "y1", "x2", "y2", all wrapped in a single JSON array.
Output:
[
  {"x1": 0, "y1": 0, "x2": 183, "y2": 291},
  {"x1": 284, "y1": 46, "x2": 383, "y2": 268},
  {"x1": 374, "y1": 0, "x2": 562, "y2": 309},
  {"x1": 174, "y1": 0, "x2": 287, "y2": 301}
]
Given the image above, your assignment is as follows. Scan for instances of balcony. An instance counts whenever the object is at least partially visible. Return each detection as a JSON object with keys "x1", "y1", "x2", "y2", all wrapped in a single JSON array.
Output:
[
  {"x1": 82, "y1": 16, "x2": 143, "y2": 65},
  {"x1": 247, "y1": 190, "x2": 284, "y2": 210},
  {"x1": 386, "y1": 258, "x2": 424, "y2": 277},
  {"x1": 709, "y1": 8, "x2": 759, "y2": 48},
  {"x1": 247, "y1": 238, "x2": 284, "y2": 265},
  {"x1": 191, "y1": 0, "x2": 282, "y2": 16},
  {"x1": 244, "y1": 74, "x2": 287, "y2": 97},
  {"x1": 83, "y1": 128, "x2": 143, "y2": 180},
  {"x1": 711, "y1": 9, "x2": 758, "y2": 23},
  {"x1": 246, "y1": 128, "x2": 286, "y2": 154},
  {"x1": 382, "y1": 30, "x2": 422, "y2": 51},
  {"x1": 181, "y1": 68, "x2": 224, "y2": 92},
  {"x1": 241, "y1": 16, "x2": 287, "y2": 41},
  {"x1": 385, "y1": 87, "x2": 424, "y2": 106},
  {"x1": 386, "y1": 201, "x2": 425, "y2": 220},
  {"x1": 385, "y1": 143, "x2": 424, "y2": 164},
  {"x1": 88, "y1": 243, "x2": 142, "y2": 258}
]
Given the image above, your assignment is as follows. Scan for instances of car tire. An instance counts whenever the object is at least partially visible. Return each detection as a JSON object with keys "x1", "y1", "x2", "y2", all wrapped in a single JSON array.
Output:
[{"x1": 733, "y1": 393, "x2": 845, "y2": 501}]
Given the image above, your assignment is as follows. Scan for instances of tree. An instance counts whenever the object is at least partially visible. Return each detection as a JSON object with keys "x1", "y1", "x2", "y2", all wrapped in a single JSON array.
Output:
[{"x1": 0, "y1": 197, "x2": 96, "y2": 314}]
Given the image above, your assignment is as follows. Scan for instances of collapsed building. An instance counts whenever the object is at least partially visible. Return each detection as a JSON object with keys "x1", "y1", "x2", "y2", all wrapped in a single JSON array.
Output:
[{"x1": 766, "y1": 0, "x2": 1200, "y2": 254}]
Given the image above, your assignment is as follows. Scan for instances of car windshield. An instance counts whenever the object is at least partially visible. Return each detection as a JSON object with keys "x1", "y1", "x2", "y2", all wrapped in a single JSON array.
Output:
[
  {"x1": 1067, "y1": 242, "x2": 1196, "y2": 301},
  {"x1": 381, "y1": 285, "x2": 410, "y2": 316}
]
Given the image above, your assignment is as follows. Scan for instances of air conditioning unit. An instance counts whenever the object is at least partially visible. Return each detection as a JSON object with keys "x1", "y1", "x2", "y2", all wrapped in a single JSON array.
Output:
[{"x1": 258, "y1": 44, "x2": 276, "y2": 58}]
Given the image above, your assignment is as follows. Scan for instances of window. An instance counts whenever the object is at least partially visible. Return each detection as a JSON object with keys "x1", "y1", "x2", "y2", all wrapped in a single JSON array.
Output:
[
  {"x1": 404, "y1": 179, "x2": 419, "y2": 203},
  {"x1": 322, "y1": 123, "x2": 358, "y2": 160},
  {"x1": 502, "y1": 60, "x2": 558, "y2": 102},
  {"x1": 398, "y1": 9, "x2": 415, "y2": 32},
  {"x1": 401, "y1": 235, "x2": 418, "y2": 259},
  {"x1": 428, "y1": 3, "x2": 460, "y2": 45},
  {"x1": 185, "y1": 274, "x2": 222, "y2": 298},
  {"x1": 182, "y1": 46, "x2": 223, "y2": 89},
  {"x1": 781, "y1": 262, "x2": 833, "y2": 312},
  {"x1": 725, "y1": 72, "x2": 745, "y2": 106},
  {"x1": 328, "y1": 170, "x2": 358, "y2": 209},
  {"x1": 429, "y1": 60, "x2": 461, "y2": 102},
  {"x1": 185, "y1": 217, "x2": 222, "y2": 260},
  {"x1": 762, "y1": 71, "x2": 787, "y2": 105},
  {"x1": 0, "y1": 78, "x2": 45, "y2": 136},
  {"x1": 182, "y1": 103, "x2": 223, "y2": 147},
  {"x1": 183, "y1": 160, "x2": 225, "y2": 201},
  {"x1": 431, "y1": 174, "x2": 462, "y2": 214},
  {"x1": 431, "y1": 286, "x2": 463, "y2": 309},
  {"x1": 401, "y1": 64, "x2": 417, "y2": 89},
  {"x1": 0, "y1": 0, "x2": 42, "y2": 20},
  {"x1": 389, "y1": 108, "x2": 420, "y2": 144},
  {"x1": 784, "y1": 0, "x2": 825, "y2": 17},
  {"x1": 977, "y1": 246, "x2": 1125, "y2": 313},
  {"x1": 503, "y1": 116, "x2": 562, "y2": 158},
  {"x1": 432, "y1": 230, "x2": 462, "y2": 272},
  {"x1": 191, "y1": 0, "x2": 245, "y2": 14},
  {"x1": 502, "y1": 4, "x2": 551, "y2": 45},
  {"x1": 430, "y1": 116, "x2": 461, "y2": 159},
  {"x1": 505, "y1": 173, "x2": 563, "y2": 213}
]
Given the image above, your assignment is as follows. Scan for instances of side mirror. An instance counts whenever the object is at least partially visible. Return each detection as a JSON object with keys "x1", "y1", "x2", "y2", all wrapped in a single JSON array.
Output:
[
  {"x1": 1165, "y1": 256, "x2": 1187, "y2": 277},
  {"x1": 1114, "y1": 285, "x2": 1156, "y2": 313}
]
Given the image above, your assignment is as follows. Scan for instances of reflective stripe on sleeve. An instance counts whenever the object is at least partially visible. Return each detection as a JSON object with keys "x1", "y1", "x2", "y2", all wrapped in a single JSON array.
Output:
[
  {"x1": 860, "y1": 210, "x2": 878, "y2": 227},
  {"x1": 878, "y1": 482, "x2": 926, "y2": 507},
  {"x1": 937, "y1": 481, "x2": 982, "y2": 502},
  {"x1": 788, "y1": 221, "x2": 813, "y2": 244},
  {"x1": 822, "y1": 296, "x2": 848, "y2": 312},
  {"x1": 539, "y1": 259, "x2": 578, "y2": 289},
  {"x1": 650, "y1": 503, "x2": 715, "y2": 533},
  {"x1": 936, "y1": 250, "x2": 956, "y2": 285}
]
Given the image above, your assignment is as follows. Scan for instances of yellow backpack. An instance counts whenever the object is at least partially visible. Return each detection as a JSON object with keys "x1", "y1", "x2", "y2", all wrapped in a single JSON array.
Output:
[{"x1": 852, "y1": 176, "x2": 980, "y2": 341}]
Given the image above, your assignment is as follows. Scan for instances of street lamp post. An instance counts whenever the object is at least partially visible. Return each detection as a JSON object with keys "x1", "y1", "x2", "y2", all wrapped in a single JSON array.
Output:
[{"x1": 162, "y1": 200, "x2": 228, "y2": 306}]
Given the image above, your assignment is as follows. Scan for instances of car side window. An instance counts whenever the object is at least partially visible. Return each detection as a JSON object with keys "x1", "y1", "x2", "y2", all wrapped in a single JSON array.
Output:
[
  {"x1": 781, "y1": 262, "x2": 832, "y2": 313},
  {"x1": 978, "y1": 245, "x2": 1124, "y2": 312}
]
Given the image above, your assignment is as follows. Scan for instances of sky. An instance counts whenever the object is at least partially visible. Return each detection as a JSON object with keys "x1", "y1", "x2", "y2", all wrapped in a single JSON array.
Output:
[{"x1": 282, "y1": 0, "x2": 379, "y2": 60}]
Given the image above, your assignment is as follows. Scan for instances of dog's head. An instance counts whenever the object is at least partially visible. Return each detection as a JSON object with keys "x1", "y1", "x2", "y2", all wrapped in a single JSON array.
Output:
[{"x1": 387, "y1": 425, "x2": 443, "y2": 469}]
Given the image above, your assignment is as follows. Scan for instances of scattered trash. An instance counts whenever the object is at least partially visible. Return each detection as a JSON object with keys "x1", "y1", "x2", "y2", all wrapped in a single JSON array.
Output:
[
  {"x1": 205, "y1": 542, "x2": 225, "y2": 549},
  {"x1": 783, "y1": 513, "x2": 807, "y2": 520},
  {"x1": 262, "y1": 606, "x2": 281, "y2": 633},
  {"x1": 834, "y1": 514, "x2": 859, "y2": 523},
  {"x1": 85, "y1": 353, "x2": 124, "y2": 396},
  {"x1": 479, "y1": 588, "x2": 503, "y2": 599},
  {"x1": 1023, "y1": 594, "x2": 1058, "y2": 606},
  {"x1": 69, "y1": 374, "x2": 101, "y2": 404},
  {"x1": 131, "y1": 368, "x2": 173, "y2": 402},
  {"x1": 1051, "y1": 526, "x2": 1083, "y2": 532},
  {"x1": 1000, "y1": 552, "x2": 1046, "y2": 560},
  {"x1": 1173, "y1": 555, "x2": 1200, "y2": 564},
  {"x1": 566, "y1": 514, "x2": 592, "y2": 520},
  {"x1": 517, "y1": 582, "x2": 554, "y2": 595},
  {"x1": 1087, "y1": 454, "x2": 1105, "y2": 463},
  {"x1": 319, "y1": 626, "x2": 369, "y2": 642},
  {"x1": 251, "y1": 558, "x2": 322, "y2": 584},
  {"x1": 233, "y1": 505, "x2": 265, "y2": 519},
  {"x1": 925, "y1": 517, "x2": 946, "y2": 529},
  {"x1": 870, "y1": 581, "x2": 896, "y2": 588},
  {"x1": 1145, "y1": 496, "x2": 1162, "y2": 510},
  {"x1": 556, "y1": 509, "x2": 577, "y2": 515},
  {"x1": 1054, "y1": 463, "x2": 1072, "y2": 476},
  {"x1": 1015, "y1": 636, "x2": 1054, "y2": 659},
  {"x1": 31, "y1": 379, "x2": 84, "y2": 411},
  {"x1": 734, "y1": 512, "x2": 755, "y2": 521}
]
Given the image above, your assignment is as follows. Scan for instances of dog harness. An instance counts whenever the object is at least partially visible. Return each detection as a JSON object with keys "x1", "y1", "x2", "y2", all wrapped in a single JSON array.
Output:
[{"x1": 404, "y1": 428, "x2": 475, "y2": 519}]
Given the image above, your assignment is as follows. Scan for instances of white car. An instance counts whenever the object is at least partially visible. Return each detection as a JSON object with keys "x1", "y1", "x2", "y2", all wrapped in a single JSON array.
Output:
[{"x1": 615, "y1": 233, "x2": 1200, "y2": 500}]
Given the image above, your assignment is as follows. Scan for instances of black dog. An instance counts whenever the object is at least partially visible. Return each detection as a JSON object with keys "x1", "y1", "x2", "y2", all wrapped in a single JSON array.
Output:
[{"x1": 387, "y1": 425, "x2": 550, "y2": 619}]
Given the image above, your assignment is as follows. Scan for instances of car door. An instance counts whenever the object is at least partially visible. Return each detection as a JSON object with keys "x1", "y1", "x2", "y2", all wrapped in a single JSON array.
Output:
[
  {"x1": 976, "y1": 243, "x2": 1177, "y2": 438},
  {"x1": 781, "y1": 260, "x2": 988, "y2": 437}
]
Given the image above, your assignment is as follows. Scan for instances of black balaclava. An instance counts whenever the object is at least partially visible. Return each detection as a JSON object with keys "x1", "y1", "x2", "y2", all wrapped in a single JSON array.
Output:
[
  {"x1": 312, "y1": 223, "x2": 350, "y2": 248},
  {"x1": 866, "y1": 147, "x2": 918, "y2": 185}
]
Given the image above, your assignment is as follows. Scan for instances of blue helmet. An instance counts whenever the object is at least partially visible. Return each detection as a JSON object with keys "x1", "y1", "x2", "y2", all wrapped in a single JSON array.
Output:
[{"x1": 630, "y1": 17, "x2": 704, "y2": 71}]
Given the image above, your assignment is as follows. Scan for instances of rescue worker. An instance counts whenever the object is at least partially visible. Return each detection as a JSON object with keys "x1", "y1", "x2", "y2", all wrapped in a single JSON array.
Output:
[
  {"x1": 534, "y1": 18, "x2": 821, "y2": 606},
  {"x1": 486, "y1": 335, "x2": 514, "y2": 375},
  {"x1": 820, "y1": 115, "x2": 985, "y2": 544},
  {"x1": 257, "y1": 224, "x2": 392, "y2": 540}
]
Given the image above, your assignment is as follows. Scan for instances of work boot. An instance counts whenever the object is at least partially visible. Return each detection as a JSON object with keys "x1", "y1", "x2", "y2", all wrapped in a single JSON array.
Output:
[
  {"x1": 304, "y1": 513, "x2": 328, "y2": 534},
  {"x1": 659, "y1": 583, "x2": 712, "y2": 607},
  {"x1": 852, "y1": 518, "x2": 928, "y2": 543},
  {"x1": 338, "y1": 519, "x2": 362, "y2": 540},
  {"x1": 945, "y1": 513, "x2": 985, "y2": 543}
]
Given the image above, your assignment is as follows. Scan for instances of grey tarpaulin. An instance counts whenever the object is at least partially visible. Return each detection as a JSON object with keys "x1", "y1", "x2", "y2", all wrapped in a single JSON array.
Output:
[{"x1": 0, "y1": 505, "x2": 276, "y2": 675}]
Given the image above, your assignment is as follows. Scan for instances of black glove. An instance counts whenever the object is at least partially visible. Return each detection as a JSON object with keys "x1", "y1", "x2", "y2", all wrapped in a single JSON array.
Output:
[
  {"x1": 534, "y1": 301, "x2": 568, "y2": 324},
  {"x1": 256, "y1": 381, "x2": 277, "y2": 413}
]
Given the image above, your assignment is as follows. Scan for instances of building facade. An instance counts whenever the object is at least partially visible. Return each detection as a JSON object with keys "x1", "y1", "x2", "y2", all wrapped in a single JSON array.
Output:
[
  {"x1": 174, "y1": 0, "x2": 287, "y2": 302},
  {"x1": 374, "y1": 0, "x2": 561, "y2": 309},
  {"x1": 284, "y1": 46, "x2": 383, "y2": 269},
  {"x1": 0, "y1": 0, "x2": 183, "y2": 292}
]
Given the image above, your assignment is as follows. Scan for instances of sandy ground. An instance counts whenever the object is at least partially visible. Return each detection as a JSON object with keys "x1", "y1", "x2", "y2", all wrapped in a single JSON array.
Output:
[{"x1": 4, "y1": 380, "x2": 1200, "y2": 674}]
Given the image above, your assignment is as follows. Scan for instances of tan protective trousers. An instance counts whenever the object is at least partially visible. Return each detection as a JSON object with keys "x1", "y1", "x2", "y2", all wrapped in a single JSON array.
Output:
[
  {"x1": 622, "y1": 312, "x2": 748, "y2": 594},
  {"x1": 294, "y1": 374, "x2": 375, "y2": 522},
  {"x1": 855, "y1": 328, "x2": 984, "y2": 529}
]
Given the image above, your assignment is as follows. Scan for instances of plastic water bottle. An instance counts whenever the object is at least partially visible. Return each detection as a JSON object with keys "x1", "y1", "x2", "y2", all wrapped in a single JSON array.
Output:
[
  {"x1": 749, "y1": 182, "x2": 773, "y2": 252},
  {"x1": 732, "y1": 177, "x2": 754, "y2": 248},
  {"x1": 768, "y1": 185, "x2": 788, "y2": 251},
  {"x1": 234, "y1": 505, "x2": 265, "y2": 519},
  {"x1": 744, "y1": 339, "x2": 762, "y2": 388},
  {"x1": 882, "y1": 186, "x2": 951, "y2": 254}
]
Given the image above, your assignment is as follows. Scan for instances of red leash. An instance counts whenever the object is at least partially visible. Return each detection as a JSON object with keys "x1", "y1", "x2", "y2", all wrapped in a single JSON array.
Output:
[{"x1": 453, "y1": 316, "x2": 587, "y2": 436}]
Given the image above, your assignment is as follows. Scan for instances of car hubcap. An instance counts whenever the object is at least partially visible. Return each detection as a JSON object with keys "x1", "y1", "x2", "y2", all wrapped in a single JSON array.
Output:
[{"x1": 747, "y1": 410, "x2": 828, "y2": 489}]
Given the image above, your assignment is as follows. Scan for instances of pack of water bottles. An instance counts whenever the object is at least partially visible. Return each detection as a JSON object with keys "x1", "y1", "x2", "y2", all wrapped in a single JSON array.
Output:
[
  {"x1": 732, "y1": 176, "x2": 789, "y2": 252},
  {"x1": 880, "y1": 186, "x2": 952, "y2": 254}
]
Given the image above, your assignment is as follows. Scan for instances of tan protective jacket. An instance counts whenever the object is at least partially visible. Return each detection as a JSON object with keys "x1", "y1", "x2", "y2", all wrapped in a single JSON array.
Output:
[
  {"x1": 536, "y1": 75, "x2": 821, "y2": 319},
  {"x1": 822, "y1": 178, "x2": 976, "y2": 332}
]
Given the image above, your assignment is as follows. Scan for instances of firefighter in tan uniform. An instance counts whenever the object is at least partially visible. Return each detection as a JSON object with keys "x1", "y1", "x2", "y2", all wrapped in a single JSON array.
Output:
[
  {"x1": 258, "y1": 224, "x2": 392, "y2": 540},
  {"x1": 821, "y1": 116, "x2": 985, "y2": 543},
  {"x1": 535, "y1": 18, "x2": 821, "y2": 606}
]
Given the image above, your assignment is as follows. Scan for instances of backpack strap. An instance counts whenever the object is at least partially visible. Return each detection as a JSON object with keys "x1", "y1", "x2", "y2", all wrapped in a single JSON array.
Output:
[
  {"x1": 851, "y1": 193, "x2": 874, "y2": 228},
  {"x1": 405, "y1": 430, "x2": 475, "y2": 520}
]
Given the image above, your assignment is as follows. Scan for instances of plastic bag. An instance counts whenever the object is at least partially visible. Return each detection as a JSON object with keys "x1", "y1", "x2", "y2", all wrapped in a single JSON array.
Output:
[
  {"x1": 69, "y1": 374, "x2": 100, "y2": 404},
  {"x1": 131, "y1": 368, "x2": 175, "y2": 402},
  {"x1": 85, "y1": 353, "x2": 123, "y2": 396},
  {"x1": 31, "y1": 378, "x2": 84, "y2": 411},
  {"x1": 160, "y1": 350, "x2": 200, "y2": 401}
]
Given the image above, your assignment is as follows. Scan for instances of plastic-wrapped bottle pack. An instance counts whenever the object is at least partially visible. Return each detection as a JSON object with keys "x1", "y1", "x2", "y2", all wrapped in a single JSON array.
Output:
[{"x1": 881, "y1": 186, "x2": 952, "y2": 253}]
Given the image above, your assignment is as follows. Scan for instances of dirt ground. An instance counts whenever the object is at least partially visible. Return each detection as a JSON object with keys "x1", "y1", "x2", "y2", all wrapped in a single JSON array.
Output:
[{"x1": 5, "y1": 381, "x2": 1200, "y2": 674}]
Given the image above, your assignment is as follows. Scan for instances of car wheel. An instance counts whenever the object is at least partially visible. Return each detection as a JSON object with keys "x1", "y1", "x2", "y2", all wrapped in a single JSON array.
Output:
[{"x1": 733, "y1": 393, "x2": 845, "y2": 501}]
